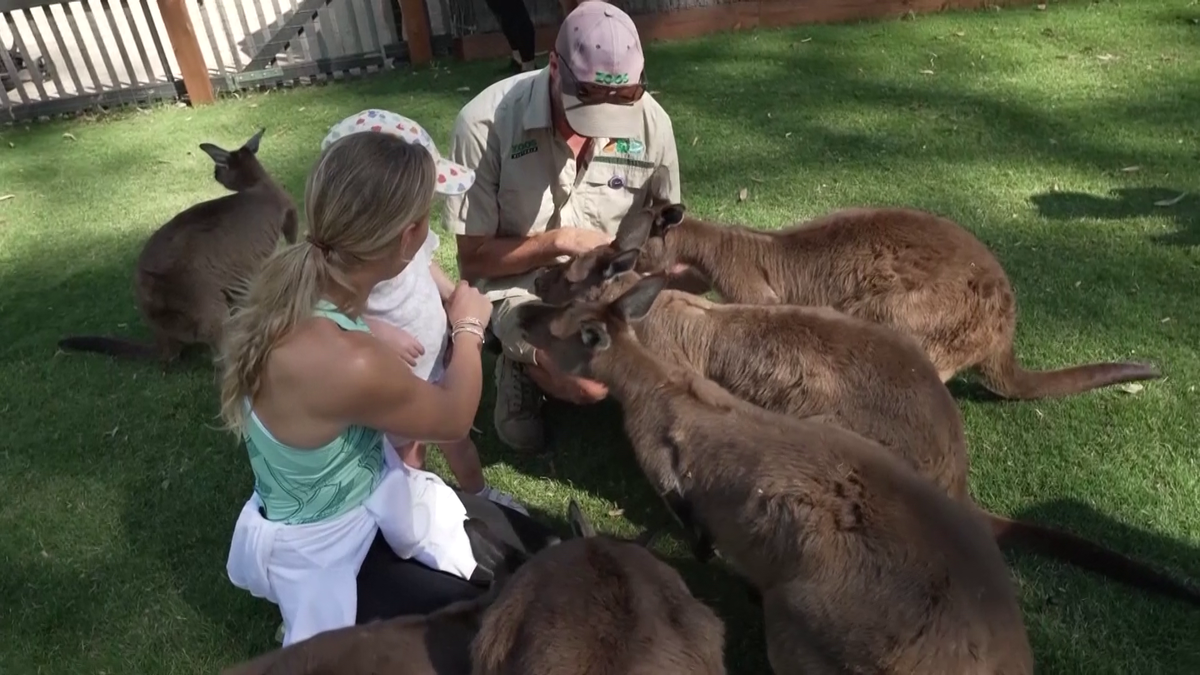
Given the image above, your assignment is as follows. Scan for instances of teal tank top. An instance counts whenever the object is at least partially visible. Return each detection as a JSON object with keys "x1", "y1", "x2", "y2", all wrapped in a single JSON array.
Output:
[{"x1": 244, "y1": 300, "x2": 385, "y2": 525}]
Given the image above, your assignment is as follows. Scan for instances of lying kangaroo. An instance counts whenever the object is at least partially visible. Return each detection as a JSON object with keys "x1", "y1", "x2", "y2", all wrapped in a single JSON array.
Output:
[
  {"x1": 58, "y1": 128, "x2": 298, "y2": 366},
  {"x1": 472, "y1": 498, "x2": 727, "y2": 675},
  {"x1": 546, "y1": 172, "x2": 1160, "y2": 400},
  {"x1": 539, "y1": 266, "x2": 1200, "y2": 606},
  {"x1": 219, "y1": 519, "x2": 529, "y2": 675},
  {"x1": 517, "y1": 274, "x2": 1038, "y2": 674}
]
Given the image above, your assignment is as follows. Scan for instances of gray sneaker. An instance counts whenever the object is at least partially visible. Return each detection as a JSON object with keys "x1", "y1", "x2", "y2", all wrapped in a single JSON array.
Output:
[{"x1": 493, "y1": 356, "x2": 545, "y2": 452}]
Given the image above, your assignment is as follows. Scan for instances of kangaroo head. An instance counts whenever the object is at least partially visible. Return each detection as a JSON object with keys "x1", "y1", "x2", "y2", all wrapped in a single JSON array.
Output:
[
  {"x1": 199, "y1": 128, "x2": 267, "y2": 192},
  {"x1": 534, "y1": 166, "x2": 686, "y2": 304},
  {"x1": 517, "y1": 273, "x2": 669, "y2": 376}
]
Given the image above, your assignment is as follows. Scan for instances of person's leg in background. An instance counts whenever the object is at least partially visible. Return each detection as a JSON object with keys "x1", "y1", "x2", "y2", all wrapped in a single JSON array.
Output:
[
  {"x1": 489, "y1": 292, "x2": 547, "y2": 453},
  {"x1": 481, "y1": 0, "x2": 536, "y2": 73}
]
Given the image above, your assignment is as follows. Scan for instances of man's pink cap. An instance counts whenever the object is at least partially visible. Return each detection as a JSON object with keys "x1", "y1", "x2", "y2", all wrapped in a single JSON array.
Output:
[{"x1": 555, "y1": 1, "x2": 645, "y2": 139}]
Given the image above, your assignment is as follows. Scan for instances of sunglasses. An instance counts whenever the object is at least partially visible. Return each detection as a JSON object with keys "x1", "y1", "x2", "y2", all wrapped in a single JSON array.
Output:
[{"x1": 558, "y1": 55, "x2": 646, "y2": 105}]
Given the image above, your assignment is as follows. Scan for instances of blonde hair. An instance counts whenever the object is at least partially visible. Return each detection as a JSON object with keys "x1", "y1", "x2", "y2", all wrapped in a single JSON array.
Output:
[{"x1": 217, "y1": 132, "x2": 437, "y2": 434}]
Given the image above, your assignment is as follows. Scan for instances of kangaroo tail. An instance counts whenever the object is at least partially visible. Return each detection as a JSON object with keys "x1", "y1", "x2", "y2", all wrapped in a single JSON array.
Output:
[
  {"x1": 976, "y1": 344, "x2": 1160, "y2": 400},
  {"x1": 57, "y1": 336, "x2": 159, "y2": 359},
  {"x1": 988, "y1": 513, "x2": 1200, "y2": 606}
]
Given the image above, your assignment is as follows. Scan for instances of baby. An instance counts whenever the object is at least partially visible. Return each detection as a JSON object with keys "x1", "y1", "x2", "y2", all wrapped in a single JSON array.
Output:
[{"x1": 323, "y1": 109, "x2": 527, "y2": 517}]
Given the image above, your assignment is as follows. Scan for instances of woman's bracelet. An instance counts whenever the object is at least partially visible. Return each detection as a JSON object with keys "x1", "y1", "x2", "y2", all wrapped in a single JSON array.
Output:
[
  {"x1": 451, "y1": 317, "x2": 485, "y2": 332},
  {"x1": 451, "y1": 324, "x2": 486, "y2": 345}
]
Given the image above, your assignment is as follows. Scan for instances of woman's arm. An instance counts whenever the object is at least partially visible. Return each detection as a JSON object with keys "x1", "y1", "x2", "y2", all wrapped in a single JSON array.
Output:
[{"x1": 317, "y1": 329, "x2": 485, "y2": 443}]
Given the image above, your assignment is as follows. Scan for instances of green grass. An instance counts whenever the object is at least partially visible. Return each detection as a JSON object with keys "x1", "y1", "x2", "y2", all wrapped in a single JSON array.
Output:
[{"x1": 2, "y1": 0, "x2": 1199, "y2": 672}]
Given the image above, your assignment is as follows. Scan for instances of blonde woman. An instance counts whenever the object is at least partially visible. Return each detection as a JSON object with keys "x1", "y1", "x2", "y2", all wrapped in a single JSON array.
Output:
[{"x1": 219, "y1": 123, "x2": 556, "y2": 647}]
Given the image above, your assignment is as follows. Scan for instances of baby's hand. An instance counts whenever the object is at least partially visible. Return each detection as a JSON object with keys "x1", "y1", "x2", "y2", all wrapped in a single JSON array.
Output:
[{"x1": 364, "y1": 317, "x2": 425, "y2": 367}]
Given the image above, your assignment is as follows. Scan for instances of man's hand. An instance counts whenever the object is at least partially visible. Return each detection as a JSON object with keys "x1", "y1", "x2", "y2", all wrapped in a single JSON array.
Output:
[
  {"x1": 553, "y1": 228, "x2": 614, "y2": 257},
  {"x1": 526, "y1": 350, "x2": 609, "y2": 405}
]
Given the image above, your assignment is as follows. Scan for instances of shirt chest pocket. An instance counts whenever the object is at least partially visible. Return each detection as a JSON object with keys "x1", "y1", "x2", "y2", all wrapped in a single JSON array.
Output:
[
  {"x1": 498, "y1": 174, "x2": 556, "y2": 237},
  {"x1": 579, "y1": 163, "x2": 656, "y2": 236}
]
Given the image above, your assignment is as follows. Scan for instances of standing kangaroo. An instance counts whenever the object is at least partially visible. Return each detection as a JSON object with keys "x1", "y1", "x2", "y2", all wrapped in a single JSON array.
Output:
[
  {"x1": 516, "y1": 274, "x2": 1036, "y2": 675},
  {"x1": 58, "y1": 129, "x2": 298, "y2": 366},
  {"x1": 537, "y1": 266, "x2": 1200, "y2": 606},
  {"x1": 549, "y1": 170, "x2": 1160, "y2": 400},
  {"x1": 472, "y1": 498, "x2": 727, "y2": 675}
]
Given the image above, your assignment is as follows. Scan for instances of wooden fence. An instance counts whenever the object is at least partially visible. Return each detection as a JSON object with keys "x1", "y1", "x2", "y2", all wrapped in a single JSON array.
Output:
[
  {"x1": 2, "y1": 0, "x2": 1037, "y2": 122},
  {"x1": 0, "y1": 0, "x2": 454, "y2": 122}
]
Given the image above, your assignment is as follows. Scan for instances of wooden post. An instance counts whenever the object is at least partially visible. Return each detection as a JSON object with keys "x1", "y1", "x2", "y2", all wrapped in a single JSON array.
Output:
[
  {"x1": 396, "y1": 0, "x2": 433, "y2": 66},
  {"x1": 157, "y1": 0, "x2": 214, "y2": 105}
]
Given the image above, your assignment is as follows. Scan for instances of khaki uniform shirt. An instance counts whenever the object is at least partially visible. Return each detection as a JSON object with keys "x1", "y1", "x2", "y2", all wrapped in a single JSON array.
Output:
[{"x1": 444, "y1": 68, "x2": 681, "y2": 301}]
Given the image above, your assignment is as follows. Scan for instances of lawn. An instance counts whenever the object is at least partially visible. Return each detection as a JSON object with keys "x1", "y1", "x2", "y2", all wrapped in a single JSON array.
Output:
[{"x1": 2, "y1": 0, "x2": 1198, "y2": 673}]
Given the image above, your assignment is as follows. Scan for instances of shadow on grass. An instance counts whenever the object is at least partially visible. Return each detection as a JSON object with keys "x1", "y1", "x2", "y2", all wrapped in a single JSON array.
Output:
[{"x1": 1030, "y1": 187, "x2": 1199, "y2": 248}]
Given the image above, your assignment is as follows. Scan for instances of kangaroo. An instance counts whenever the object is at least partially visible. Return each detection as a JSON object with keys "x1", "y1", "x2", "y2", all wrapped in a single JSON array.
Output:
[
  {"x1": 540, "y1": 267, "x2": 1200, "y2": 606},
  {"x1": 471, "y1": 498, "x2": 727, "y2": 675},
  {"x1": 219, "y1": 519, "x2": 529, "y2": 675},
  {"x1": 57, "y1": 128, "x2": 298, "y2": 366},
  {"x1": 516, "y1": 274, "x2": 1036, "y2": 675},
  {"x1": 544, "y1": 170, "x2": 1160, "y2": 400}
]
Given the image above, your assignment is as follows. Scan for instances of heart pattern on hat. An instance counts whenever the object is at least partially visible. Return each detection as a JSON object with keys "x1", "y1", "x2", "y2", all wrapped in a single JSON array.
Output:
[{"x1": 320, "y1": 108, "x2": 476, "y2": 196}]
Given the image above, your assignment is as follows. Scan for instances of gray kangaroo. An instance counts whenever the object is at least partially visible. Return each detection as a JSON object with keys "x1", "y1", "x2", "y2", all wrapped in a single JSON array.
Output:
[
  {"x1": 538, "y1": 267, "x2": 1200, "y2": 606},
  {"x1": 58, "y1": 128, "x2": 297, "y2": 366},
  {"x1": 546, "y1": 168, "x2": 1160, "y2": 400},
  {"x1": 516, "y1": 274, "x2": 1035, "y2": 674},
  {"x1": 471, "y1": 498, "x2": 727, "y2": 675}
]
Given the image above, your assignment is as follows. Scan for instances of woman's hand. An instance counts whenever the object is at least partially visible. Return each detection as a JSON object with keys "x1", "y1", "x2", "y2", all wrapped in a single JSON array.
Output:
[
  {"x1": 446, "y1": 281, "x2": 493, "y2": 329},
  {"x1": 364, "y1": 317, "x2": 425, "y2": 367}
]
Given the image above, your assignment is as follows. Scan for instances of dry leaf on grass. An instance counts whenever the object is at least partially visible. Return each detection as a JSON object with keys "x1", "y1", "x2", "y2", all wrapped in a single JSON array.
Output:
[
  {"x1": 0, "y1": 194, "x2": 14, "y2": 202},
  {"x1": 1116, "y1": 382, "x2": 1145, "y2": 394},
  {"x1": 456, "y1": 86, "x2": 470, "y2": 92},
  {"x1": 691, "y1": 136, "x2": 699, "y2": 146},
  {"x1": 1153, "y1": 193, "x2": 1187, "y2": 207},
  {"x1": 62, "y1": 132, "x2": 77, "y2": 141},
  {"x1": 919, "y1": 69, "x2": 936, "y2": 75},
  {"x1": 607, "y1": 509, "x2": 624, "y2": 517},
  {"x1": 1119, "y1": 165, "x2": 1140, "y2": 173},
  {"x1": 738, "y1": 187, "x2": 749, "y2": 202},
  {"x1": 800, "y1": 37, "x2": 813, "y2": 43},
  {"x1": 1036, "y1": 2, "x2": 1047, "y2": 9}
]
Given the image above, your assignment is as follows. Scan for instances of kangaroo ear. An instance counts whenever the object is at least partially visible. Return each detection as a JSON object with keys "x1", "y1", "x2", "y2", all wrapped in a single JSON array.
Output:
[
  {"x1": 563, "y1": 256, "x2": 593, "y2": 283},
  {"x1": 567, "y1": 499, "x2": 597, "y2": 538},
  {"x1": 199, "y1": 143, "x2": 231, "y2": 167},
  {"x1": 602, "y1": 249, "x2": 640, "y2": 279},
  {"x1": 579, "y1": 320, "x2": 611, "y2": 351},
  {"x1": 655, "y1": 204, "x2": 687, "y2": 232},
  {"x1": 244, "y1": 128, "x2": 266, "y2": 154},
  {"x1": 611, "y1": 274, "x2": 667, "y2": 323},
  {"x1": 634, "y1": 527, "x2": 661, "y2": 549}
]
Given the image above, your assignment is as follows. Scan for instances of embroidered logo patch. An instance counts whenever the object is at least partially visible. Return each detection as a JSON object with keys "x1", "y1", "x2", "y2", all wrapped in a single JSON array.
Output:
[
  {"x1": 602, "y1": 138, "x2": 646, "y2": 157},
  {"x1": 594, "y1": 71, "x2": 630, "y2": 85},
  {"x1": 510, "y1": 139, "x2": 538, "y2": 159},
  {"x1": 607, "y1": 175, "x2": 625, "y2": 190}
]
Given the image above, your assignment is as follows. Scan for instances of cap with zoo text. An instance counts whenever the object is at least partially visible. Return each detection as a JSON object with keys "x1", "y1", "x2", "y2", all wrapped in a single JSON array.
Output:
[
  {"x1": 555, "y1": 1, "x2": 646, "y2": 139},
  {"x1": 321, "y1": 109, "x2": 475, "y2": 195}
]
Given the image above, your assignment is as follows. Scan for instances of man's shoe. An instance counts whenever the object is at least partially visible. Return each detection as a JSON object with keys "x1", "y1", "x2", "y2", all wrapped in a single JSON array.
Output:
[{"x1": 493, "y1": 356, "x2": 545, "y2": 452}]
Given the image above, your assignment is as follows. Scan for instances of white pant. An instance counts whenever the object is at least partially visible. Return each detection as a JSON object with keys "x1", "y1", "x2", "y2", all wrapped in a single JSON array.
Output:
[{"x1": 226, "y1": 445, "x2": 478, "y2": 646}]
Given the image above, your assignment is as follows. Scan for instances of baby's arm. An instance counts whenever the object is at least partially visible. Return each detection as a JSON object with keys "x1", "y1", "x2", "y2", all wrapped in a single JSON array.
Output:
[{"x1": 430, "y1": 262, "x2": 456, "y2": 304}]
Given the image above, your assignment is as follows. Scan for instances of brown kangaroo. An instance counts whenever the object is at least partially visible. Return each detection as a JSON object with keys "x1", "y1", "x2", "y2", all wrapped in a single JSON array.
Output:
[
  {"x1": 472, "y1": 498, "x2": 727, "y2": 675},
  {"x1": 538, "y1": 266, "x2": 1200, "y2": 606},
  {"x1": 218, "y1": 519, "x2": 530, "y2": 675},
  {"x1": 545, "y1": 171, "x2": 1160, "y2": 400},
  {"x1": 58, "y1": 128, "x2": 298, "y2": 366},
  {"x1": 516, "y1": 274, "x2": 1036, "y2": 675}
]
